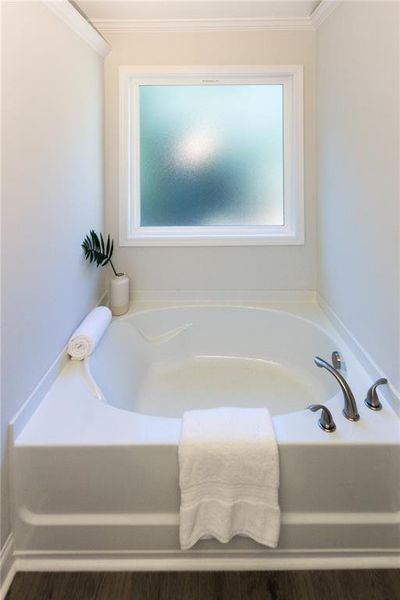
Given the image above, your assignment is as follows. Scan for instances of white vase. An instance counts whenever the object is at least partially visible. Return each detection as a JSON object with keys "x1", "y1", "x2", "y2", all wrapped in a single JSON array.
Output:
[{"x1": 110, "y1": 274, "x2": 130, "y2": 316}]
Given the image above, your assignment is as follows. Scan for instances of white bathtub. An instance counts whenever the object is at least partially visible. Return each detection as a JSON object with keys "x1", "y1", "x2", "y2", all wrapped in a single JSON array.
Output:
[
  {"x1": 87, "y1": 306, "x2": 340, "y2": 417},
  {"x1": 11, "y1": 303, "x2": 400, "y2": 570}
]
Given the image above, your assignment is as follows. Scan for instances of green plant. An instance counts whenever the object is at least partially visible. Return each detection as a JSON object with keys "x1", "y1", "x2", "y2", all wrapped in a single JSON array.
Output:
[{"x1": 82, "y1": 230, "x2": 120, "y2": 277}]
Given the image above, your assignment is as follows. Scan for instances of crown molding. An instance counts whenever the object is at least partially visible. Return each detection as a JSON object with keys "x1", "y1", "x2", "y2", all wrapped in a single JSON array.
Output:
[
  {"x1": 311, "y1": 0, "x2": 341, "y2": 29},
  {"x1": 44, "y1": 0, "x2": 341, "y2": 38},
  {"x1": 42, "y1": 0, "x2": 111, "y2": 56},
  {"x1": 92, "y1": 16, "x2": 315, "y2": 34}
]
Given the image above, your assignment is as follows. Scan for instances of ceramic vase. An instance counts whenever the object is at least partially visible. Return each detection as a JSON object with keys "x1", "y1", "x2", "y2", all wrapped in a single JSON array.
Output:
[{"x1": 110, "y1": 274, "x2": 129, "y2": 316}]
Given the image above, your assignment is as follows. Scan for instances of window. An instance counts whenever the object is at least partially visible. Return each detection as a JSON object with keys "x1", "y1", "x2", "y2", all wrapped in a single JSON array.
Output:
[{"x1": 119, "y1": 66, "x2": 303, "y2": 246}]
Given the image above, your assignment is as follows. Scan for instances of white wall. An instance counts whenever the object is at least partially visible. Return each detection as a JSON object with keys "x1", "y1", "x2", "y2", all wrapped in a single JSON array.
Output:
[
  {"x1": 104, "y1": 30, "x2": 317, "y2": 291},
  {"x1": 317, "y1": 1, "x2": 400, "y2": 390},
  {"x1": 1, "y1": 1, "x2": 105, "y2": 546}
]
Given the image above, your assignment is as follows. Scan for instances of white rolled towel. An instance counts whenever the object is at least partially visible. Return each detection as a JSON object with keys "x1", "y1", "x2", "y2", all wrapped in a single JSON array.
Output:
[{"x1": 67, "y1": 306, "x2": 112, "y2": 360}]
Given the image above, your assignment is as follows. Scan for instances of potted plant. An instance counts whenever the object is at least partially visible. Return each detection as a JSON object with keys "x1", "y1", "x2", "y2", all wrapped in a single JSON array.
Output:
[{"x1": 82, "y1": 230, "x2": 130, "y2": 316}]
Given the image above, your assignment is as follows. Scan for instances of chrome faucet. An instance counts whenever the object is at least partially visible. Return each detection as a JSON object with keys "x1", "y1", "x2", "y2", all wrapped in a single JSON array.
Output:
[{"x1": 314, "y1": 356, "x2": 360, "y2": 421}]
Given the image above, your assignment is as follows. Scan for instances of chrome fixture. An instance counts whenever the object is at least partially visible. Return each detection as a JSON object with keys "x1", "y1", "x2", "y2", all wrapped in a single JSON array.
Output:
[
  {"x1": 364, "y1": 378, "x2": 388, "y2": 411},
  {"x1": 331, "y1": 351, "x2": 343, "y2": 371},
  {"x1": 307, "y1": 404, "x2": 336, "y2": 432},
  {"x1": 314, "y1": 356, "x2": 360, "y2": 421}
]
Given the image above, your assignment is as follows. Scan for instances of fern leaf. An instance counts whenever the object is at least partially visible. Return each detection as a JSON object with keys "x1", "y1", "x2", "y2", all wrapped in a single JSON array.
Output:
[{"x1": 82, "y1": 229, "x2": 115, "y2": 270}]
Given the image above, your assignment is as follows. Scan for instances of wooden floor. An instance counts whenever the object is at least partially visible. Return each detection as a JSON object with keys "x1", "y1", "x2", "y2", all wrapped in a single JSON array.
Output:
[{"x1": 5, "y1": 570, "x2": 400, "y2": 600}]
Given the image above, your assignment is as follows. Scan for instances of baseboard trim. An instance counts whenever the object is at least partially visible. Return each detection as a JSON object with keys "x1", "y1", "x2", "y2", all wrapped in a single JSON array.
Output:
[
  {"x1": 12, "y1": 549, "x2": 400, "y2": 572},
  {"x1": 0, "y1": 535, "x2": 16, "y2": 599},
  {"x1": 2, "y1": 545, "x2": 398, "y2": 595},
  {"x1": 317, "y1": 293, "x2": 400, "y2": 415}
]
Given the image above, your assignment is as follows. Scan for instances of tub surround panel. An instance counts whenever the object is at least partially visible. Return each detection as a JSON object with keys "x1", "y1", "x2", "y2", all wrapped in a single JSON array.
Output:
[{"x1": 13, "y1": 443, "x2": 400, "y2": 521}]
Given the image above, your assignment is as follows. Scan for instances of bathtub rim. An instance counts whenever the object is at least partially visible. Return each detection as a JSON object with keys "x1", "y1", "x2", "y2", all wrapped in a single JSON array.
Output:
[{"x1": 12, "y1": 301, "x2": 400, "y2": 448}]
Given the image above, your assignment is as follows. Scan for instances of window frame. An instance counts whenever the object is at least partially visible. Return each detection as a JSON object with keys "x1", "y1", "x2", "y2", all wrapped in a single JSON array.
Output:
[{"x1": 119, "y1": 65, "x2": 304, "y2": 246}]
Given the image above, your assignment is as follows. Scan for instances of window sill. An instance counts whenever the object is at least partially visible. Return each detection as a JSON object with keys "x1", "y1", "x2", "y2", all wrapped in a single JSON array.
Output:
[{"x1": 120, "y1": 230, "x2": 304, "y2": 247}]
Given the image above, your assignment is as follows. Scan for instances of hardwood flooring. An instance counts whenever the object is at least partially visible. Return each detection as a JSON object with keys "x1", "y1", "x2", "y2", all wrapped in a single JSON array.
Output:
[{"x1": 5, "y1": 570, "x2": 400, "y2": 600}]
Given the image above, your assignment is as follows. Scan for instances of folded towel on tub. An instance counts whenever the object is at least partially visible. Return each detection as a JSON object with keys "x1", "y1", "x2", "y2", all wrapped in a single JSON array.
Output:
[
  {"x1": 67, "y1": 306, "x2": 112, "y2": 360},
  {"x1": 179, "y1": 407, "x2": 280, "y2": 550}
]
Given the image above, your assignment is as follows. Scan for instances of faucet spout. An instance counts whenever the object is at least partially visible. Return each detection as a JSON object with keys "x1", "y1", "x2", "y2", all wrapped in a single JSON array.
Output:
[{"x1": 314, "y1": 356, "x2": 360, "y2": 421}]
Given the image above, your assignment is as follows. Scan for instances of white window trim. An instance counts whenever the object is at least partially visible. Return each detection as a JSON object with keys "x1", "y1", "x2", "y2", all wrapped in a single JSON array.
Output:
[{"x1": 119, "y1": 65, "x2": 304, "y2": 246}]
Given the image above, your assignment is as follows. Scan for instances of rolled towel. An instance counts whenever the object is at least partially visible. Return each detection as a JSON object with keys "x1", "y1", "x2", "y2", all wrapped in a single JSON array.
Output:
[{"x1": 67, "y1": 306, "x2": 112, "y2": 360}]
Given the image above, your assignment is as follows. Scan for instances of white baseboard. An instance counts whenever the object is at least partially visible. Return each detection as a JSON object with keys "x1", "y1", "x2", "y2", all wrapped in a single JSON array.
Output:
[
  {"x1": 130, "y1": 289, "x2": 317, "y2": 305},
  {"x1": 12, "y1": 548, "x2": 400, "y2": 573},
  {"x1": 2, "y1": 544, "x2": 398, "y2": 595},
  {"x1": 0, "y1": 535, "x2": 16, "y2": 599},
  {"x1": 317, "y1": 293, "x2": 400, "y2": 415}
]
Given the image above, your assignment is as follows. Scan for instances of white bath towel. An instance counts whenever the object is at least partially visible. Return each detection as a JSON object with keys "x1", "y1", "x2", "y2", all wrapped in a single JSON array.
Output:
[
  {"x1": 67, "y1": 306, "x2": 112, "y2": 360},
  {"x1": 179, "y1": 407, "x2": 280, "y2": 550}
]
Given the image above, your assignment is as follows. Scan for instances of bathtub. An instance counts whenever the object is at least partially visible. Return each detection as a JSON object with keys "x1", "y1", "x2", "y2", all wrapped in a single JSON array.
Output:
[{"x1": 11, "y1": 302, "x2": 400, "y2": 570}]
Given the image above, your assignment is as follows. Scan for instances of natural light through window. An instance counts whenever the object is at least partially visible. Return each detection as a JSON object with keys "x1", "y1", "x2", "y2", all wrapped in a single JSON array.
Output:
[
  {"x1": 119, "y1": 67, "x2": 303, "y2": 245},
  {"x1": 140, "y1": 84, "x2": 284, "y2": 227}
]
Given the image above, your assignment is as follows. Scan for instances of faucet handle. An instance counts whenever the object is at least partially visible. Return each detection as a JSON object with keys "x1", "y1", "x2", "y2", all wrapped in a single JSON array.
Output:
[
  {"x1": 306, "y1": 404, "x2": 336, "y2": 433},
  {"x1": 331, "y1": 351, "x2": 344, "y2": 372},
  {"x1": 364, "y1": 378, "x2": 388, "y2": 411}
]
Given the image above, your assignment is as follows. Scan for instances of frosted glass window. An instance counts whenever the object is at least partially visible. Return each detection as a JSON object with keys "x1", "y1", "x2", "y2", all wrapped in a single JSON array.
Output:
[
  {"x1": 139, "y1": 85, "x2": 284, "y2": 227},
  {"x1": 120, "y1": 67, "x2": 304, "y2": 245}
]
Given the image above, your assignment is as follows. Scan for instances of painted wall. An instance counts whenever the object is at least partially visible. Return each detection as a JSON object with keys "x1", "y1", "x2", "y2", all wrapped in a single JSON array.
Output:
[
  {"x1": 104, "y1": 30, "x2": 316, "y2": 292},
  {"x1": 1, "y1": 1, "x2": 104, "y2": 546},
  {"x1": 317, "y1": 1, "x2": 400, "y2": 390}
]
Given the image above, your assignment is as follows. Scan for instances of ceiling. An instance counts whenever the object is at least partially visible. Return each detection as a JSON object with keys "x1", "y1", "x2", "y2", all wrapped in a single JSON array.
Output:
[{"x1": 75, "y1": 1, "x2": 322, "y2": 23}]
